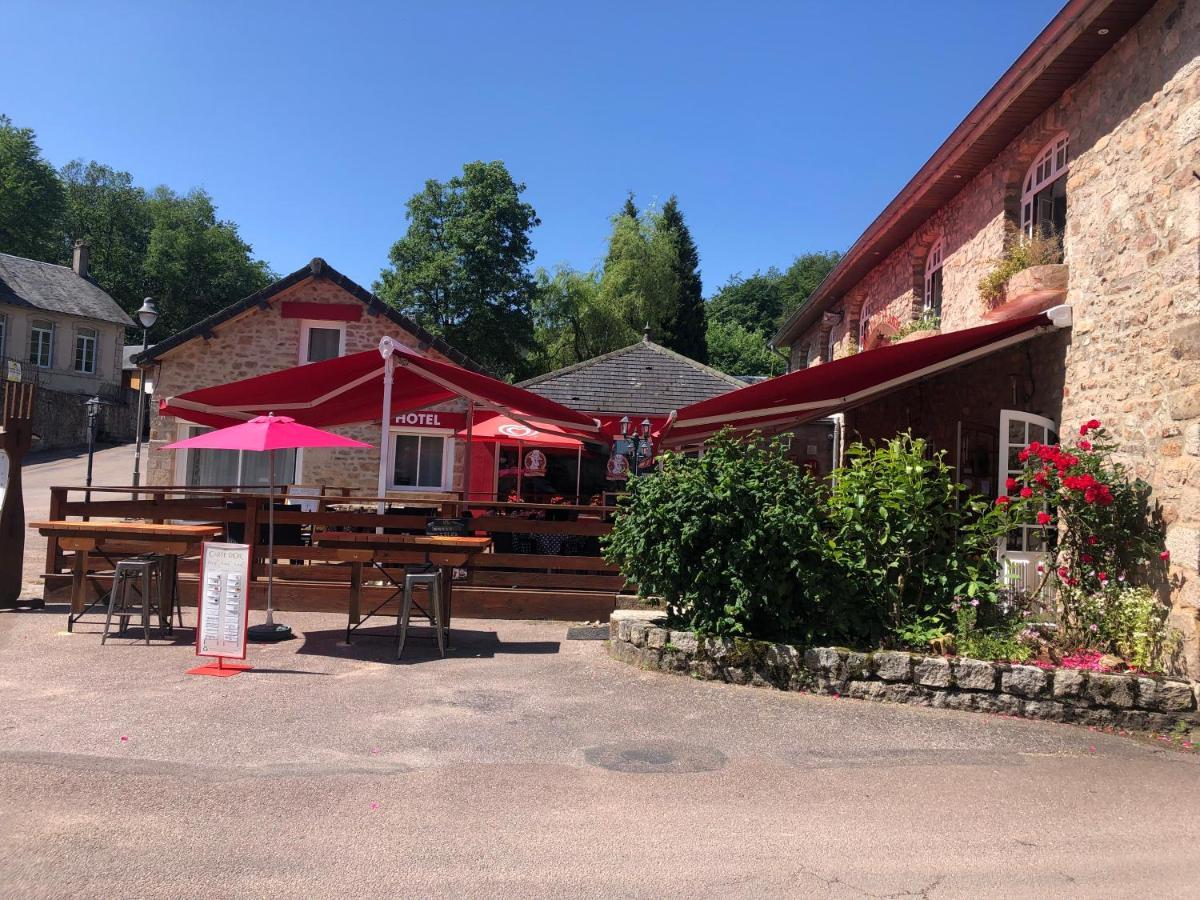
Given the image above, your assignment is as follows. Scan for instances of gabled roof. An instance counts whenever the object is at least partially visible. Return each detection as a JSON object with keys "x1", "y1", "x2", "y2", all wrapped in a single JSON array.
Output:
[
  {"x1": 0, "y1": 252, "x2": 134, "y2": 327},
  {"x1": 133, "y1": 257, "x2": 484, "y2": 372},
  {"x1": 518, "y1": 338, "x2": 744, "y2": 415},
  {"x1": 773, "y1": 0, "x2": 1156, "y2": 347}
]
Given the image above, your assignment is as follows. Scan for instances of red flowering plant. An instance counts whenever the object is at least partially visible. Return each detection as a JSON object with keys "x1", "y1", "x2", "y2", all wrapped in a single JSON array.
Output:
[{"x1": 1003, "y1": 419, "x2": 1166, "y2": 651}]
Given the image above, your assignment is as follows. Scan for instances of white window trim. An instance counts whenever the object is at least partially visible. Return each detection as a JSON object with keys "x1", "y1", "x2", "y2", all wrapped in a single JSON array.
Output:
[
  {"x1": 826, "y1": 329, "x2": 837, "y2": 363},
  {"x1": 387, "y1": 427, "x2": 454, "y2": 492},
  {"x1": 29, "y1": 320, "x2": 54, "y2": 368},
  {"x1": 1021, "y1": 132, "x2": 1069, "y2": 235},
  {"x1": 924, "y1": 238, "x2": 945, "y2": 314},
  {"x1": 74, "y1": 327, "x2": 98, "y2": 374},
  {"x1": 858, "y1": 301, "x2": 880, "y2": 348},
  {"x1": 299, "y1": 320, "x2": 347, "y2": 365},
  {"x1": 174, "y1": 422, "x2": 303, "y2": 487}
]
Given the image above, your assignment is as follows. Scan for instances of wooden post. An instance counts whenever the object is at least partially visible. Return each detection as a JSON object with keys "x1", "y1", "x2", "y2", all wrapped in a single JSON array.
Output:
[
  {"x1": 44, "y1": 486, "x2": 67, "y2": 577},
  {"x1": 1, "y1": 379, "x2": 36, "y2": 607}
]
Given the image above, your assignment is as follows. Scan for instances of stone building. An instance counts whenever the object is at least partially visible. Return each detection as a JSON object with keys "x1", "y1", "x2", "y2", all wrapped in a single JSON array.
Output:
[
  {"x1": 137, "y1": 258, "x2": 482, "y2": 496},
  {"x1": 770, "y1": 0, "x2": 1200, "y2": 669}
]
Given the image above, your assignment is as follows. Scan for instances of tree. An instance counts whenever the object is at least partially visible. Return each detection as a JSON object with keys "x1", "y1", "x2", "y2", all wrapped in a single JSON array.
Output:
[
  {"x1": 375, "y1": 161, "x2": 540, "y2": 378},
  {"x1": 60, "y1": 159, "x2": 152, "y2": 314},
  {"x1": 657, "y1": 196, "x2": 707, "y2": 362},
  {"x1": 0, "y1": 115, "x2": 66, "y2": 261},
  {"x1": 142, "y1": 187, "x2": 274, "y2": 336},
  {"x1": 531, "y1": 265, "x2": 629, "y2": 372},
  {"x1": 779, "y1": 250, "x2": 842, "y2": 318},
  {"x1": 707, "y1": 270, "x2": 785, "y2": 336},
  {"x1": 706, "y1": 318, "x2": 783, "y2": 376}
]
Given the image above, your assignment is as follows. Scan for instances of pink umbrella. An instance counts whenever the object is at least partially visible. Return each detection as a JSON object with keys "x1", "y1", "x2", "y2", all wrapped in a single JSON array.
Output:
[{"x1": 164, "y1": 414, "x2": 371, "y2": 641}]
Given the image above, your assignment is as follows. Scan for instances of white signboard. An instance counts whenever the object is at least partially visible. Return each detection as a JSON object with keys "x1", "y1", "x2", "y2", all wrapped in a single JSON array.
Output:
[{"x1": 196, "y1": 542, "x2": 251, "y2": 660}]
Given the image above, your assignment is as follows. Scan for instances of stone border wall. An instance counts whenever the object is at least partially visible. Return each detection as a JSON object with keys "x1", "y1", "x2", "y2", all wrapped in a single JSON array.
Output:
[{"x1": 609, "y1": 611, "x2": 1199, "y2": 732}]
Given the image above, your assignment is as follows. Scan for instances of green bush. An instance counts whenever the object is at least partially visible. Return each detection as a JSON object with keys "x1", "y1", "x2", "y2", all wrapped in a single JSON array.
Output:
[
  {"x1": 825, "y1": 434, "x2": 1014, "y2": 647},
  {"x1": 602, "y1": 432, "x2": 834, "y2": 640}
]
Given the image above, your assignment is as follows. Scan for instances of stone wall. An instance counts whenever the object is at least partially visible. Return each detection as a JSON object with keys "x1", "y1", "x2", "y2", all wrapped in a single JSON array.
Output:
[
  {"x1": 609, "y1": 611, "x2": 1200, "y2": 733},
  {"x1": 145, "y1": 274, "x2": 460, "y2": 493},
  {"x1": 30, "y1": 385, "x2": 138, "y2": 451}
]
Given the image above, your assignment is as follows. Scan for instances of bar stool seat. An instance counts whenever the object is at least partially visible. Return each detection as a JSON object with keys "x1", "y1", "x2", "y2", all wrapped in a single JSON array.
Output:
[
  {"x1": 396, "y1": 568, "x2": 444, "y2": 660},
  {"x1": 102, "y1": 556, "x2": 169, "y2": 645}
]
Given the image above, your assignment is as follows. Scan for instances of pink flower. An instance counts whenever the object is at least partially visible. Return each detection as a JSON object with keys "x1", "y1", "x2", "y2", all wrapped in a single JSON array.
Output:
[
  {"x1": 1019, "y1": 486, "x2": 1034, "y2": 499},
  {"x1": 995, "y1": 495, "x2": 1010, "y2": 506},
  {"x1": 1160, "y1": 550, "x2": 1171, "y2": 561},
  {"x1": 1037, "y1": 511, "x2": 1052, "y2": 526}
]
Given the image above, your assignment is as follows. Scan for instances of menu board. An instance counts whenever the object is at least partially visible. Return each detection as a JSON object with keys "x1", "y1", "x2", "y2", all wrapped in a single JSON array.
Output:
[{"x1": 196, "y1": 542, "x2": 251, "y2": 660}]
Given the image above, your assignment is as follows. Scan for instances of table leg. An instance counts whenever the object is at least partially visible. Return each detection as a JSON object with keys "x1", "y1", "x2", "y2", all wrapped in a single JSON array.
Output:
[
  {"x1": 348, "y1": 560, "x2": 363, "y2": 638},
  {"x1": 440, "y1": 565, "x2": 453, "y2": 648},
  {"x1": 161, "y1": 554, "x2": 178, "y2": 633},
  {"x1": 68, "y1": 548, "x2": 88, "y2": 632}
]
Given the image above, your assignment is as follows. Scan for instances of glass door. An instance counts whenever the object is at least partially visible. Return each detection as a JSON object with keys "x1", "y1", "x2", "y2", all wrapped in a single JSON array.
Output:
[{"x1": 997, "y1": 409, "x2": 1058, "y2": 603}]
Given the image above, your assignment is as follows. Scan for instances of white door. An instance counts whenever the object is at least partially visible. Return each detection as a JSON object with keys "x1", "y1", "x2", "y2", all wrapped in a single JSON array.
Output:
[{"x1": 997, "y1": 409, "x2": 1058, "y2": 604}]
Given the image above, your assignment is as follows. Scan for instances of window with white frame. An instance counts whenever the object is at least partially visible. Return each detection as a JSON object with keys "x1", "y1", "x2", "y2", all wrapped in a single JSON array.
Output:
[
  {"x1": 390, "y1": 432, "x2": 449, "y2": 490},
  {"x1": 1021, "y1": 133, "x2": 1069, "y2": 238},
  {"x1": 857, "y1": 301, "x2": 878, "y2": 349},
  {"x1": 300, "y1": 320, "x2": 345, "y2": 364},
  {"x1": 826, "y1": 328, "x2": 837, "y2": 363},
  {"x1": 924, "y1": 239, "x2": 944, "y2": 317},
  {"x1": 180, "y1": 425, "x2": 297, "y2": 487},
  {"x1": 74, "y1": 327, "x2": 97, "y2": 374},
  {"x1": 29, "y1": 320, "x2": 53, "y2": 368}
]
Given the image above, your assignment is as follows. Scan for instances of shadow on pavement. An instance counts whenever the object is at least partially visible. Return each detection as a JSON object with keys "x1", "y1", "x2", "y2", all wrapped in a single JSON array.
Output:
[{"x1": 296, "y1": 625, "x2": 561, "y2": 664}]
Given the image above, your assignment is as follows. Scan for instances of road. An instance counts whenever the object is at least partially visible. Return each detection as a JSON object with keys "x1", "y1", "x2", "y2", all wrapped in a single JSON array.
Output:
[{"x1": 0, "y1": 606, "x2": 1197, "y2": 899}]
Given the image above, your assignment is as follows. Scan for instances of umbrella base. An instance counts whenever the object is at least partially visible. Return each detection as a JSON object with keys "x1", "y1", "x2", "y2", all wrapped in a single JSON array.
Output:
[{"x1": 247, "y1": 622, "x2": 294, "y2": 643}]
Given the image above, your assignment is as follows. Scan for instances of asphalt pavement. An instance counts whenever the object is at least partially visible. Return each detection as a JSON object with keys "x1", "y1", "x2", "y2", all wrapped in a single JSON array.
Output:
[{"x1": 1, "y1": 607, "x2": 1197, "y2": 899}]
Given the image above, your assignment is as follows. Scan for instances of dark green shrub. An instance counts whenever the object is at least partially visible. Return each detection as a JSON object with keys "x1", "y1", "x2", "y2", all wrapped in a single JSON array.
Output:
[
  {"x1": 602, "y1": 431, "x2": 833, "y2": 640},
  {"x1": 825, "y1": 434, "x2": 1013, "y2": 646}
]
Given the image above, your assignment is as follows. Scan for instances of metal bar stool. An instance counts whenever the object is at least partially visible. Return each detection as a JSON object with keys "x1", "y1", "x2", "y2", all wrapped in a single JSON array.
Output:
[
  {"x1": 102, "y1": 556, "x2": 167, "y2": 645},
  {"x1": 396, "y1": 568, "x2": 444, "y2": 660}
]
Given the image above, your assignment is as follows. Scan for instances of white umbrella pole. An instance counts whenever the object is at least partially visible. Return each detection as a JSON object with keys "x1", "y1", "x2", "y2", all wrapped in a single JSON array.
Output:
[
  {"x1": 266, "y1": 448, "x2": 276, "y2": 626},
  {"x1": 575, "y1": 444, "x2": 581, "y2": 502}
]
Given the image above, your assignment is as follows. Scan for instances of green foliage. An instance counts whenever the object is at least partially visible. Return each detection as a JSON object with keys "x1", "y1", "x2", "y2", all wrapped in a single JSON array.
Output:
[
  {"x1": 977, "y1": 223, "x2": 1062, "y2": 304},
  {"x1": 707, "y1": 270, "x2": 785, "y2": 336},
  {"x1": 602, "y1": 432, "x2": 835, "y2": 640},
  {"x1": 0, "y1": 114, "x2": 67, "y2": 260},
  {"x1": 705, "y1": 318, "x2": 783, "y2": 376},
  {"x1": 596, "y1": 196, "x2": 678, "y2": 344},
  {"x1": 825, "y1": 434, "x2": 1015, "y2": 646},
  {"x1": 952, "y1": 604, "x2": 1032, "y2": 662},
  {"x1": 889, "y1": 312, "x2": 941, "y2": 342},
  {"x1": 530, "y1": 266, "x2": 631, "y2": 372},
  {"x1": 657, "y1": 196, "x2": 707, "y2": 362},
  {"x1": 778, "y1": 250, "x2": 843, "y2": 318},
  {"x1": 375, "y1": 160, "x2": 540, "y2": 378},
  {"x1": 1064, "y1": 585, "x2": 1180, "y2": 672},
  {"x1": 895, "y1": 615, "x2": 948, "y2": 652}
]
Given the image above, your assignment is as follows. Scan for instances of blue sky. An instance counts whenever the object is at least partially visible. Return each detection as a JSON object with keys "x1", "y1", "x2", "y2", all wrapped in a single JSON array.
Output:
[{"x1": 4, "y1": 0, "x2": 1063, "y2": 295}]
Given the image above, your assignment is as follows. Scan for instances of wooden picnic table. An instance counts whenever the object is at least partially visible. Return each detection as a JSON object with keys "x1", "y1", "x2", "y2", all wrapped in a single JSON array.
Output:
[
  {"x1": 315, "y1": 531, "x2": 492, "y2": 644},
  {"x1": 32, "y1": 520, "x2": 224, "y2": 632}
]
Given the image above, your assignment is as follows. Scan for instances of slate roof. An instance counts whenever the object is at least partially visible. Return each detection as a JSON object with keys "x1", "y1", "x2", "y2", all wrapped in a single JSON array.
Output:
[
  {"x1": 133, "y1": 257, "x2": 485, "y2": 373},
  {"x1": 0, "y1": 252, "x2": 134, "y2": 327},
  {"x1": 518, "y1": 339, "x2": 744, "y2": 415}
]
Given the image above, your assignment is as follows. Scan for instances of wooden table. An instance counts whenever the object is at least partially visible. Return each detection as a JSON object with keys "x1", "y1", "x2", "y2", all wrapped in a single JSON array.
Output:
[
  {"x1": 33, "y1": 521, "x2": 224, "y2": 632},
  {"x1": 315, "y1": 532, "x2": 492, "y2": 644}
]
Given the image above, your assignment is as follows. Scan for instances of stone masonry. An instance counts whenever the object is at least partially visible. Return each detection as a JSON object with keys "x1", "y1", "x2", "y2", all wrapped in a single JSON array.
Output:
[{"x1": 609, "y1": 611, "x2": 1200, "y2": 733}]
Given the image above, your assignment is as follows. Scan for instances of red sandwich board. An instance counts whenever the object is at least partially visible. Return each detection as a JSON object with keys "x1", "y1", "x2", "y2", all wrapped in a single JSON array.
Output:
[{"x1": 188, "y1": 542, "x2": 253, "y2": 677}]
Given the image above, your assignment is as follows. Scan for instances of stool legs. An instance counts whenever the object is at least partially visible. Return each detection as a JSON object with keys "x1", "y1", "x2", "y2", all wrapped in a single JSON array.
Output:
[
  {"x1": 395, "y1": 574, "x2": 444, "y2": 660},
  {"x1": 101, "y1": 558, "x2": 166, "y2": 645}
]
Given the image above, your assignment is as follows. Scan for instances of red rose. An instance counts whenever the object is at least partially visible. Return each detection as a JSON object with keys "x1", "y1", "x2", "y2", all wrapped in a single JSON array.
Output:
[
  {"x1": 1005, "y1": 477, "x2": 1018, "y2": 492},
  {"x1": 1037, "y1": 511, "x2": 1052, "y2": 526},
  {"x1": 1019, "y1": 486, "x2": 1033, "y2": 498},
  {"x1": 1098, "y1": 572, "x2": 1108, "y2": 581},
  {"x1": 1078, "y1": 439, "x2": 1092, "y2": 451},
  {"x1": 1087, "y1": 536, "x2": 1098, "y2": 545},
  {"x1": 1057, "y1": 566, "x2": 1070, "y2": 580},
  {"x1": 1160, "y1": 550, "x2": 1171, "y2": 561},
  {"x1": 1081, "y1": 553, "x2": 1093, "y2": 563},
  {"x1": 1018, "y1": 449, "x2": 1030, "y2": 463},
  {"x1": 995, "y1": 495, "x2": 1010, "y2": 506}
]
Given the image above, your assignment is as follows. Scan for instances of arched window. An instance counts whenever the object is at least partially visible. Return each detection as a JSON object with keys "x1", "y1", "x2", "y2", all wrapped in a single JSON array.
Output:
[
  {"x1": 1021, "y1": 133, "x2": 1069, "y2": 237},
  {"x1": 857, "y1": 302, "x2": 874, "y2": 349},
  {"x1": 923, "y1": 238, "x2": 944, "y2": 317},
  {"x1": 826, "y1": 327, "x2": 837, "y2": 363}
]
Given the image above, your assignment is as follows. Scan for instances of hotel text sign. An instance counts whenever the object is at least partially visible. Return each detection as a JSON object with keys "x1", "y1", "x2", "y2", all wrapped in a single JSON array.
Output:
[{"x1": 392, "y1": 412, "x2": 466, "y2": 429}]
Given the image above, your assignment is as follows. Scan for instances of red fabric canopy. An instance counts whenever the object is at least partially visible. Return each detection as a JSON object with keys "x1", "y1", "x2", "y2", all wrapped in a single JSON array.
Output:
[
  {"x1": 160, "y1": 337, "x2": 600, "y2": 436},
  {"x1": 664, "y1": 311, "x2": 1066, "y2": 446},
  {"x1": 456, "y1": 413, "x2": 582, "y2": 448}
]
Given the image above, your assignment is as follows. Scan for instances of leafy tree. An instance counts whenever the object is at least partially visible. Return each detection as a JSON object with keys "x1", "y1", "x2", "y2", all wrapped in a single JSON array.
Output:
[
  {"x1": 375, "y1": 160, "x2": 540, "y2": 378},
  {"x1": 60, "y1": 159, "x2": 152, "y2": 313},
  {"x1": 707, "y1": 269, "x2": 785, "y2": 336},
  {"x1": 779, "y1": 250, "x2": 842, "y2": 318},
  {"x1": 142, "y1": 187, "x2": 274, "y2": 336},
  {"x1": 530, "y1": 266, "x2": 629, "y2": 372},
  {"x1": 657, "y1": 196, "x2": 707, "y2": 362},
  {"x1": 0, "y1": 115, "x2": 66, "y2": 260},
  {"x1": 705, "y1": 318, "x2": 782, "y2": 376},
  {"x1": 596, "y1": 202, "x2": 669, "y2": 340}
]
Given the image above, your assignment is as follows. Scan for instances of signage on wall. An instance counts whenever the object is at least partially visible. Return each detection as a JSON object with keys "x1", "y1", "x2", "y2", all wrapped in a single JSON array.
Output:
[
  {"x1": 392, "y1": 411, "x2": 467, "y2": 430},
  {"x1": 188, "y1": 542, "x2": 253, "y2": 677},
  {"x1": 5, "y1": 361, "x2": 21, "y2": 382},
  {"x1": 606, "y1": 453, "x2": 629, "y2": 481},
  {"x1": 523, "y1": 448, "x2": 547, "y2": 477}
]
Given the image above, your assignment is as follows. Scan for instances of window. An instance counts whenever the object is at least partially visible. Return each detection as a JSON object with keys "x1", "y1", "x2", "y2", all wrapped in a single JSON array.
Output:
[
  {"x1": 924, "y1": 239, "x2": 944, "y2": 317},
  {"x1": 29, "y1": 320, "x2": 53, "y2": 368},
  {"x1": 181, "y1": 425, "x2": 297, "y2": 487},
  {"x1": 74, "y1": 328, "x2": 97, "y2": 374},
  {"x1": 858, "y1": 304, "x2": 874, "y2": 349},
  {"x1": 390, "y1": 432, "x2": 448, "y2": 490},
  {"x1": 826, "y1": 329, "x2": 837, "y2": 363},
  {"x1": 1021, "y1": 133, "x2": 1068, "y2": 238},
  {"x1": 300, "y1": 321, "x2": 345, "y2": 364}
]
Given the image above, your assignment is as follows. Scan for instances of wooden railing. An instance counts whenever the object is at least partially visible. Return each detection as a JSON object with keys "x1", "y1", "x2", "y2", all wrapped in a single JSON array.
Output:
[{"x1": 41, "y1": 485, "x2": 630, "y2": 621}]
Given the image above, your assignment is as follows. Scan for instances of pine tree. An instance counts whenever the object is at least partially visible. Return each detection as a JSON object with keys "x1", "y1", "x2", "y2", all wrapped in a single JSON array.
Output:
[{"x1": 657, "y1": 196, "x2": 707, "y2": 362}]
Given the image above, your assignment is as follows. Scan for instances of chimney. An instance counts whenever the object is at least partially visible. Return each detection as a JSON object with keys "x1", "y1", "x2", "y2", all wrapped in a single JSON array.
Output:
[{"x1": 72, "y1": 240, "x2": 90, "y2": 278}]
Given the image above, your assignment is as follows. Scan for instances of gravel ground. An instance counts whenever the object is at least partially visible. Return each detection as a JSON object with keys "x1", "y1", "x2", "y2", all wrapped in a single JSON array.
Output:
[{"x1": 1, "y1": 606, "x2": 1198, "y2": 899}]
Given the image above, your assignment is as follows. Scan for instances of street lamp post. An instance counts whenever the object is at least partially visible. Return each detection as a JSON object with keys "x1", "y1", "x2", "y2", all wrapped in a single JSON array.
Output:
[
  {"x1": 618, "y1": 416, "x2": 654, "y2": 479},
  {"x1": 84, "y1": 395, "x2": 101, "y2": 505},
  {"x1": 130, "y1": 297, "x2": 159, "y2": 490}
]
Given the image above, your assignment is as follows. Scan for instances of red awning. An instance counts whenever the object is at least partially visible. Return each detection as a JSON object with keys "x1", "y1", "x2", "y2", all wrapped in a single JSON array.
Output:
[
  {"x1": 456, "y1": 413, "x2": 583, "y2": 448},
  {"x1": 664, "y1": 310, "x2": 1068, "y2": 446},
  {"x1": 160, "y1": 337, "x2": 600, "y2": 437}
]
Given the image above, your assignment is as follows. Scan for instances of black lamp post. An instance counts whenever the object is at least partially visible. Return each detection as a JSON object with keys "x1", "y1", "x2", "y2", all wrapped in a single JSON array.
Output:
[
  {"x1": 130, "y1": 297, "x2": 158, "y2": 489},
  {"x1": 84, "y1": 395, "x2": 101, "y2": 504},
  {"x1": 618, "y1": 416, "x2": 654, "y2": 479}
]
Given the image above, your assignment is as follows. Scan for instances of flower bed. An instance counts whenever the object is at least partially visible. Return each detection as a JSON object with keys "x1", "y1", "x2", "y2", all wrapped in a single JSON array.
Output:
[{"x1": 609, "y1": 611, "x2": 1199, "y2": 732}]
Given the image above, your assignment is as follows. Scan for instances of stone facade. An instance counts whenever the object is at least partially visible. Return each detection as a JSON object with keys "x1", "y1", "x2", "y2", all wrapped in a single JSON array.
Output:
[
  {"x1": 608, "y1": 611, "x2": 1200, "y2": 732},
  {"x1": 781, "y1": 0, "x2": 1200, "y2": 671},
  {"x1": 144, "y1": 272, "x2": 466, "y2": 495}
]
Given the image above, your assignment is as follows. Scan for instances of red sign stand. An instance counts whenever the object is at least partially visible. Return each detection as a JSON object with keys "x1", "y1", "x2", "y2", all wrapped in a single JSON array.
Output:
[{"x1": 187, "y1": 657, "x2": 254, "y2": 677}]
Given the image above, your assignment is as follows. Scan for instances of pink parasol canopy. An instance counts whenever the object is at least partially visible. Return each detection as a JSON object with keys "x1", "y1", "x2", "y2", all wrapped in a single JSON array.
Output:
[{"x1": 163, "y1": 414, "x2": 372, "y2": 452}]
